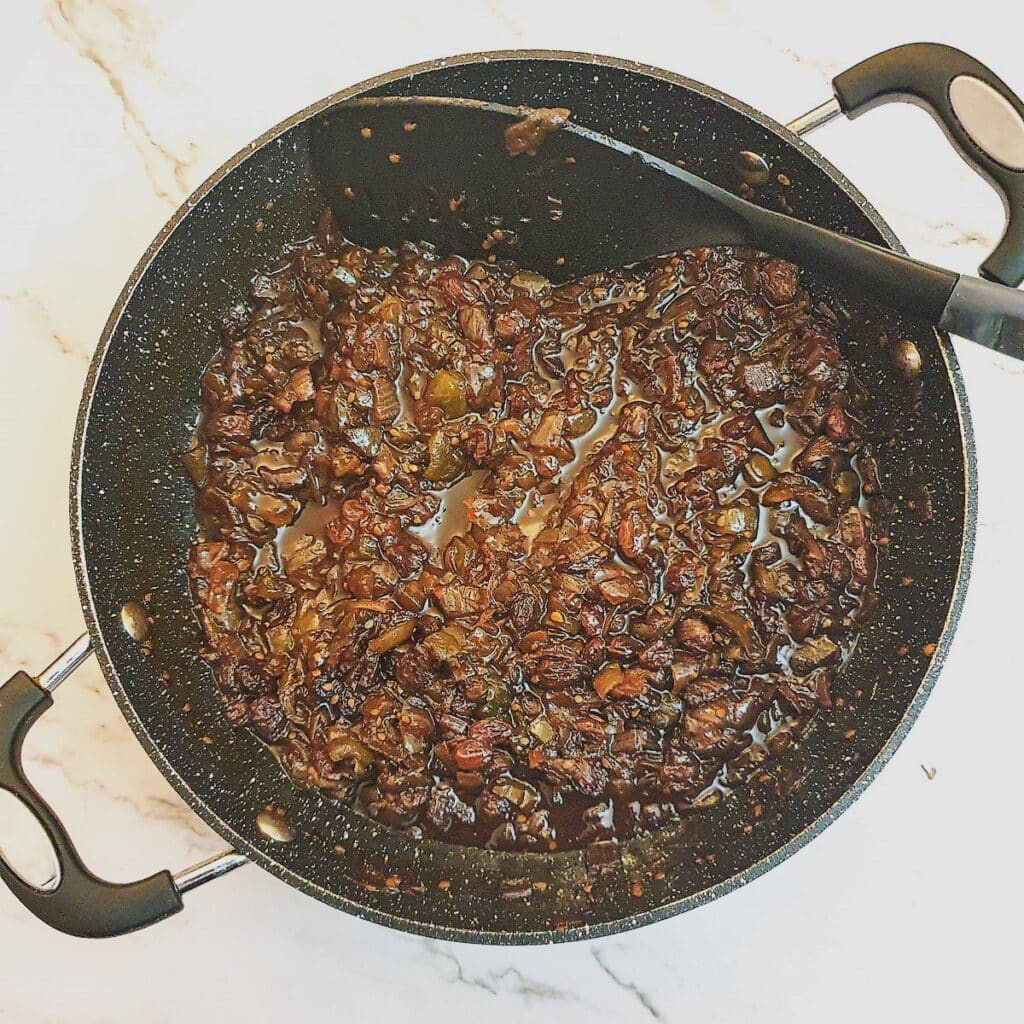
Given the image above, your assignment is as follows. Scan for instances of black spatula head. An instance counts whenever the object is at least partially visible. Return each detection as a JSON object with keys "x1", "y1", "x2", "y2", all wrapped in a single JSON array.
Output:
[
  {"x1": 310, "y1": 96, "x2": 1024, "y2": 354},
  {"x1": 307, "y1": 95, "x2": 751, "y2": 279}
]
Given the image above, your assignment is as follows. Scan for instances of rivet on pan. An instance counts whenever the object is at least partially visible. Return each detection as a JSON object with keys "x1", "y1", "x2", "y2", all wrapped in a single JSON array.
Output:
[
  {"x1": 891, "y1": 338, "x2": 922, "y2": 379},
  {"x1": 120, "y1": 600, "x2": 151, "y2": 642},
  {"x1": 256, "y1": 808, "x2": 296, "y2": 843},
  {"x1": 735, "y1": 151, "x2": 770, "y2": 187}
]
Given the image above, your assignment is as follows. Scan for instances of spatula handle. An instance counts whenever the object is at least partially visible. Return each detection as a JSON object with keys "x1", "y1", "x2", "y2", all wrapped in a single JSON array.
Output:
[
  {"x1": 937, "y1": 276, "x2": 1024, "y2": 359},
  {"x1": 748, "y1": 210, "x2": 957, "y2": 322},
  {"x1": 749, "y1": 210, "x2": 1024, "y2": 358}
]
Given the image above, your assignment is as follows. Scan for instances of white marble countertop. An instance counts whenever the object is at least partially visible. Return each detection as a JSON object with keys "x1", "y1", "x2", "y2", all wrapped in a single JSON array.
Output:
[{"x1": 1, "y1": 1, "x2": 1022, "y2": 1020}]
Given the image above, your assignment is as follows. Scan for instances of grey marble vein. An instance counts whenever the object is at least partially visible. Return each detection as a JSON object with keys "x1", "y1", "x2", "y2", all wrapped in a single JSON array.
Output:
[
  {"x1": 24, "y1": 748, "x2": 215, "y2": 840},
  {"x1": 712, "y1": 1, "x2": 841, "y2": 86},
  {"x1": 0, "y1": 621, "x2": 67, "y2": 657},
  {"x1": 591, "y1": 948, "x2": 662, "y2": 1019},
  {"x1": 928, "y1": 219, "x2": 996, "y2": 249},
  {"x1": 0, "y1": 289, "x2": 84, "y2": 360},
  {"x1": 422, "y1": 940, "x2": 575, "y2": 1003},
  {"x1": 482, "y1": 0, "x2": 525, "y2": 41},
  {"x1": 46, "y1": 0, "x2": 197, "y2": 203}
]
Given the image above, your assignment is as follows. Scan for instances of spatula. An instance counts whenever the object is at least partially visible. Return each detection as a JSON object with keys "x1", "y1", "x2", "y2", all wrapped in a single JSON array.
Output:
[{"x1": 324, "y1": 96, "x2": 1024, "y2": 359}]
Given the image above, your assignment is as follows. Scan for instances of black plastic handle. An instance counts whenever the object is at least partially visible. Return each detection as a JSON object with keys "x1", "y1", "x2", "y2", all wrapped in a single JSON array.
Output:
[
  {"x1": 0, "y1": 670, "x2": 183, "y2": 937},
  {"x1": 742, "y1": 202, "x2": 958, "y2": 323},
  {"x1": 736, "y1": 182, "x2": 1024, "y2": 360},
  {"x1": 938, "y1": 274, "x2": 1024, "y2": 359},
  {"x1": 832, "y1": 42, "x2": 1024, "y2": 288}
]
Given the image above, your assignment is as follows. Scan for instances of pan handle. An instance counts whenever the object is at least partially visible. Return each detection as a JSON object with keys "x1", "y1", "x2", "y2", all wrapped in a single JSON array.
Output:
[
  {"x1": 0, "y1": 637, "x2": 245, "y2": 937},
  {"x1": 787, "y1": 43, "x2": 1024, "y2": 288}
]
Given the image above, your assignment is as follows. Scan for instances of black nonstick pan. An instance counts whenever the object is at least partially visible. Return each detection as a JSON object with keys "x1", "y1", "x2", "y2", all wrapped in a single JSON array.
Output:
[{"x1": 2, "y1": 43, "x2": 1022, "y2": 942}]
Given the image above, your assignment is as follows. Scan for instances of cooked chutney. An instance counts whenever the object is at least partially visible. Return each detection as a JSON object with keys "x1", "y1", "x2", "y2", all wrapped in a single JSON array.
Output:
[{"x1": 186, "y1": 209, "x2": 879, "y2": 850}]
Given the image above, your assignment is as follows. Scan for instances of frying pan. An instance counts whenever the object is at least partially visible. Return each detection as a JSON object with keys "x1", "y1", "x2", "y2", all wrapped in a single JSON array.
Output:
[{"x1": 2, "y1": 43, "x2": 1021, "y2": 943}]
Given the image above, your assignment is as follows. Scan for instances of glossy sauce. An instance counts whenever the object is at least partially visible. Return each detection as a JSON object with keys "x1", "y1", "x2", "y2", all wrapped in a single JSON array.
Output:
[{"x1": 186, "y1": 216, "x2": 880, "y2": 851}]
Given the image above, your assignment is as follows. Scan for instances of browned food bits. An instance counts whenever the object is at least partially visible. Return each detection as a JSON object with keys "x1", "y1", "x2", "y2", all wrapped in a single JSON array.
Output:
[
  {"x1": 504, "y1": 106, "x2": 571, "y2": 157},
  {"x1": 187, "y1": 209, "x2": 879, "y2": 851}
]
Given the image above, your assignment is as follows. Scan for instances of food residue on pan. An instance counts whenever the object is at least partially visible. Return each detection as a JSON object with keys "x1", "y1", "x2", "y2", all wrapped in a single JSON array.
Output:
[{"x1": 504, "y1": 106, "x2": 572, "y2": 157}]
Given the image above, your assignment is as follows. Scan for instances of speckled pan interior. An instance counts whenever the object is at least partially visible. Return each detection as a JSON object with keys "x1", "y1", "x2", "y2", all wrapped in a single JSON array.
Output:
[{"x1": 71, "y1": 52, "x2": 975, "y2": 943}]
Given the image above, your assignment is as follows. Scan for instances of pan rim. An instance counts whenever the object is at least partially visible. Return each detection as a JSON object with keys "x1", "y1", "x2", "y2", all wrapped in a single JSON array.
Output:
[{"x1": 69, "y1": 47, "x2": 977, "y2": 944}]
